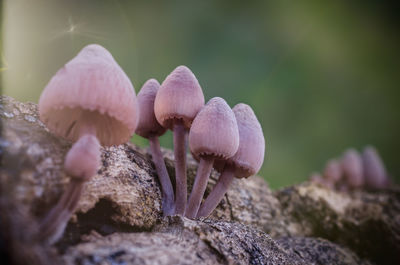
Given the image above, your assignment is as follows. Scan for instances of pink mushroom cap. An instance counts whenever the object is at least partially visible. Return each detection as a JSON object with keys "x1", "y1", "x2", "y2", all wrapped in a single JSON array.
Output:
[
  {"x1": 39, "y1": 44, "x2": 138, "y2": 146},
  {"x1": 154, "y1": 65, "x2": 204, "y2": 129},
  {"x1": 64, "y1": 134, "x2": 101, "y2": 180},
  {"x1": 136, "y1": 79, "x2": 167, "y2": 138},
  {"x1": 215, "y1": 103, "x2": 265, "y2": 178},
  {"x1": 323, "y1": 159, "x2": 342, "y2": 183},
  {"x1": 341, "y1": 149, "x2": 364, "y2": 188},
  {"x1": 189, "y1": 97, "x2": 239, "y2": 160},
  {"x1": 310, "y1": 173, "x2": 334, "y2": 189},
  {"x1": 362, "y1": 146, "x2": 388, "y2": 189}
]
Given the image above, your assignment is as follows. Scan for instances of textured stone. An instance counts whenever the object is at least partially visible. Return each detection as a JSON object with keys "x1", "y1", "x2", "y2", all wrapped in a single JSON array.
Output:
[
  {"x1": 64, "y1": 216, "x2": 304, "y2": 265},
  {"x1": 275, "y1": 183, "x2": 400, "y2": 265},
  {"x1": 276, "y1": 236, "x2": 372, "y2": 265},
  {"x1": 64, "y1": 216, "x2": 302, "y2": 265}
]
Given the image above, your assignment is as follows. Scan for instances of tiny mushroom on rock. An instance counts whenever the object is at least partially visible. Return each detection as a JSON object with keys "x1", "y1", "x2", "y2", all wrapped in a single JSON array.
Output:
[
  {"x1": 310, "y1": 172, "x2": 334, "y2": 189},
  {"x1": 197, "y1": 103, "x2": 265, "y2": 218},
  {"x1": 341, "y1": 149, "x2": 364, "y2": 189},
  {"x1": 38, "y1": 44, "x2": 138, "y2": 244},
  {"x1": 185, "y1": 97, "x2": 239, "y2": 219},
  {"x1": 362, "y1": 146, "x2": 389, "y2": 189},
  {"x1": 154, "y1": 65, "x2": 205, "y2": 215},
  {"x1": 308, "y1": 146, "x2": 391, "y2": 191},
  {"x1": 136, "y1": 79, "x2": 174, "y2": 215},
  {"x1": 309, "y1": 172, "x2": 335, "y2": 189},
  {"x1": 322, "y1": 159, "x2": 342, "y2": 187}
]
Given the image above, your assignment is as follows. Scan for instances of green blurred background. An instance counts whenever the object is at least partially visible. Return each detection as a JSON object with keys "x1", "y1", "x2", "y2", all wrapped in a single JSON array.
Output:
[{"x1": 1, "y1": 0, "x2": 399, "y2": 188}]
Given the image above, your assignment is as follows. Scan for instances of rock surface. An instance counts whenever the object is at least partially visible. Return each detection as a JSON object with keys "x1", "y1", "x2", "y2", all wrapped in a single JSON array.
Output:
[{"x1": 0, "y1": 96, "x2": 398, "y2": 265}]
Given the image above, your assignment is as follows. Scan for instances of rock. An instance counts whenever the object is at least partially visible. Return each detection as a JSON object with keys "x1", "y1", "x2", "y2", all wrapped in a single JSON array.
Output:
[
  {"x1": 276, "y1": 236, "x2": 372, "y2": 265},
  {"x1": 64, "y1": 216, "x2": 372, "y2": 265},
  {"x1": 64, "y1": 216, "x2": 304, "y2": 265},
  {"x1": 1, "y1": 96, "x2": 399, "y2": 265},
  {"x1": 275, "y1": 184, "x2": 400, "y2": 265}
]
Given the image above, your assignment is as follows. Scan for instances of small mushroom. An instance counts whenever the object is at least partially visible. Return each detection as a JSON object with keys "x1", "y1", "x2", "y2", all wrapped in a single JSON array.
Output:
[
  {"x1": 322, "y1": 159, "x2": 342, "y2": 187},
  {"x1": 38, "y1": 44, "x2": 138, "y2": 244},
  {"x1": 136, "y1": 79, "x2": 174, "y2": 215},
  {"x1": 310, "y1": 172, "x2": 334, "y2": 189},
  {"x1": 362, "y1": 146, "x2": 388, "y2": 189},
  {"x1": 154, "y1": 65, "x2": 205, "y2": 214},
  {"x1": 185, "y1": 97, "x2": 239, "y2": 218},
  {"x1": 197, "y1": 103, "x2": 265, "y2": 218},
  {"x1": 341, "y1": 149, "x2": 364, "y2": 189}
]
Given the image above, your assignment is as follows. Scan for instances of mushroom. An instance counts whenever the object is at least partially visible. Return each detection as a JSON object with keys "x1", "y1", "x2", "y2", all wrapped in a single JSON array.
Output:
[
  {"x1": 197, "y1": 103, "x2": 265, "y2": 218},
  {"x1": 362, "y1": 146, "x2": 388, "y2": 189},
  {"x1": 341, "y1": 149, "x2": 364, "y2": 189},
  {"x1": 38, "y1": 44, "x2": 138, "y2": 243},
  {"x1": 136, "y1": 79, "x2": 174, "y2": 215},
  {"x1": 310, "y1": 172, "x2": 334, "y2": 189},
  {"x1": 322, "y1": 159, "x2": 342, "y2": 187},
  {"x1": 154, "y1": 66, "x2": 204, "y2": 214},
  {"x1": 185, "y1": 97, "x2": 239, "y2": 218}
]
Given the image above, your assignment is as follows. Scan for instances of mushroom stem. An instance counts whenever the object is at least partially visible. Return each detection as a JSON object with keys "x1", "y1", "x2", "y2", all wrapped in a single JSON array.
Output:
[
  {"x1": 185, "y1": 156, "x2": 215, "y2": 218},
  {"x1": 197, "y1": 164, "x2": 235, "y2": 218},
  {"x1": 38, "y1": 179, "x2": 84, "y2": 244},
  {"x1": 149, "y1": 136, "x2": 175, "y2": 216},
  {"x1": 173, "y1": 119, "x2": 188, "y2": 215},
  {"x1": 39, "y1": 127, "x2": 101, "y2": 244}
]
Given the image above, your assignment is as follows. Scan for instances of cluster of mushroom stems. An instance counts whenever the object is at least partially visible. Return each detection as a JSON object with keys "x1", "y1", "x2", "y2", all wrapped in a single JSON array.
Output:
[
  {"x1": 37, "y1": 44, "x2": 265, "y2": 244},
  {"x1": 310, "y1": 146, "x2": 390, "y2": 191}
]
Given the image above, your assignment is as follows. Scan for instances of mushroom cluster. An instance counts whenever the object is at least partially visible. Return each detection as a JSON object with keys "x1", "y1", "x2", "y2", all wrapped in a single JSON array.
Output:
[
  {"x1": 38, "y1": 44, "x2": 266, "y2": 244},
  {"x1": 139, "y1": 66, "x2": 266, "y2": 219},
  {"x1": 310, "y1": 146, "x2": 390, "y2": 191}
]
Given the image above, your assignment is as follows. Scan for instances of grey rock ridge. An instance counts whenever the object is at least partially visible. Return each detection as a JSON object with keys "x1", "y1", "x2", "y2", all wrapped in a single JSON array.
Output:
[{"x1": 0, "y1": 95, "x2": 398, "y2": 265}]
